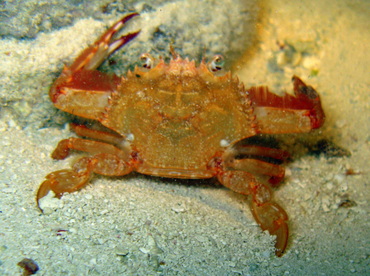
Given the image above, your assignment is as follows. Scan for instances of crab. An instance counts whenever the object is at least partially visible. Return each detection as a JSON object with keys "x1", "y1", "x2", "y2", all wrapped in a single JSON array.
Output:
[{"x1": 37, "y1": 13, "x2": 325, "y2": 256}]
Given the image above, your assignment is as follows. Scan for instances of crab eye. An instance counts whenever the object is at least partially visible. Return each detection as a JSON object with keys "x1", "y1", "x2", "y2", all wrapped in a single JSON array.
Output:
[
  {"x1": 208, "y1": 55, "x2": 225, "y2": 73},
  {"x1": 139, "y1": 53, "x2": 155, "y2": 71}
]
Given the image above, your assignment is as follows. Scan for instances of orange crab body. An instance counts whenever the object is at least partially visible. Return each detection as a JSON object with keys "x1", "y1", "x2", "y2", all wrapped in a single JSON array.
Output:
[
  {"x1": 106, "y1": 59, "x2": 258, "y2": 178},
  {"x1": 37, "y1": 13, "x2": 325, "y2": 257}
]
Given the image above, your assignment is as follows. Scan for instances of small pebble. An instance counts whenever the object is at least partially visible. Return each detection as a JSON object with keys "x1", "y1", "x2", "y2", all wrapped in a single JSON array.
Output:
[{"x1": 17, "y1": 258, "x2": 39, "y2": 275}]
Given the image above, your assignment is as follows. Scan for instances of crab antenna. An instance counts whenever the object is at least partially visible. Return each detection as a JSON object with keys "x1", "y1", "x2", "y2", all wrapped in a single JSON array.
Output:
[
  {"x1": 169, "y1": 44, "x2": 179, "y2": 59},
  {"x1": 201, "y1": 46, "x2": 207, "y2": 63}
]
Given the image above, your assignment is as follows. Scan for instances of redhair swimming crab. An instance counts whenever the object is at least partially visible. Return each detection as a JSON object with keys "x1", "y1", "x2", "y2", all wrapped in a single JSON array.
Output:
[{"x1": 37, "y1": 13, "x2": 325, "y2": 256}]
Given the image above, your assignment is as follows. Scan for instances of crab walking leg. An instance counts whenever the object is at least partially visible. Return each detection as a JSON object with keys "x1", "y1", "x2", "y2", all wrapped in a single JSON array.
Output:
[
  {"x1": 233, "y1": 144, "x2": 289, "y2": 161},
  {"x1": 51, "y1": 137, "x2": 128, "y2": 160},
  {"x1": 249, "y1": 76, "x2": 325, "y2": 134},
  {"x1": 37, "y1": 139, "x2": 133, "y2": 209},
  {"x1": 223, "y1": 147, "x2": 287, "y2": 185},
  {"x1": 70, "y1": 123, "x2": 124, "y2": 145},
  {"x1": 231, "y1": 159, "x2": 285, "y2": 185},
  {"x1": 37, "y1": 154, "x2": 133, "y2": 209},
  {"x1": 217, "y1": 170, "x2": 288, "y2": 256}
]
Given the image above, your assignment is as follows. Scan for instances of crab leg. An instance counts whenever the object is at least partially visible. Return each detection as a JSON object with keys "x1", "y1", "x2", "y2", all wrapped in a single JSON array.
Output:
[
  {"x1": 248, "y1": 76, "x2": 325, "y2": 134},
  {"x1": 51, "y1": 137, "x2": 128, "y2": 160},
  {"x1": 233, "y1": 144, "x2": 289, "y2": 161},
  {"x1": 217, "y1": 170, "x2": 288, "y2": 256},
  {"x1": 231, "y1": 159, "x2": 285, "y2": 185},
  {"x1": 37, "y1": 138, "x2": 134, "y2": 210},
  {"x1": 224, "y1": 146, "x2": 287, "y2": 185},
  {"x1": 70, "y1": 123, "x2": 124, "y2": 145}
]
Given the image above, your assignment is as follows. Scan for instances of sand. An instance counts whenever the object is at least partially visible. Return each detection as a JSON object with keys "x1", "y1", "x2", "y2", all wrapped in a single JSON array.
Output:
[{"x1": 0, "y1": 0, "x2": 369, "y2": 275}]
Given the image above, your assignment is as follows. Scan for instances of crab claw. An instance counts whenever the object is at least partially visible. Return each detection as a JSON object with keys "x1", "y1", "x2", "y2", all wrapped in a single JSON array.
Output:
[
  {"x1": 247, "y1": 76, "x2": 325, "y2": 134},
  {"x1": 49, "y1": 13, "x2": 141, "y2": 118},
  {"x1": 291, "y1": 75, "x2": 325, "y2": 129},
  {"x1": 70, "y1": 12, "x2": 141, "y2": 72}
]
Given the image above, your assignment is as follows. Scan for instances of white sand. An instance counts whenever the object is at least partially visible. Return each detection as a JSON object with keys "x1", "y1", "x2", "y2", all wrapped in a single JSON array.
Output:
[{"x1": 0, "y1": 0, "x2": 369, "y2": 275}]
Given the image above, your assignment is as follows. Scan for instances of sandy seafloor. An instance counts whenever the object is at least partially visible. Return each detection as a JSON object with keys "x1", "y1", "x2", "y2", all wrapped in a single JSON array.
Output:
[{"x1": 0, "y1": 0, "x2": 369, "y2": 275}]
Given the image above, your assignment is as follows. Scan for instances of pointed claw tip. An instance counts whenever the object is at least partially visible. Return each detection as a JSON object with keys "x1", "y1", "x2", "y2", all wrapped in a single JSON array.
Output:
[
  {"x1": 122, "y1": 12, "x2": 140, "y2": 24},
  {"x1": 291, "y1": 75, "x2": 304, "y2": 87},
  {"x1": 37, "y1": 202, "x2": 44, "y2": 213},
  {"x1": 126, "y1": 30, "x2": 141, "y2": 40},
  {"x1": 275, "y1": 249, "x2": 284, "y2": 257}
]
